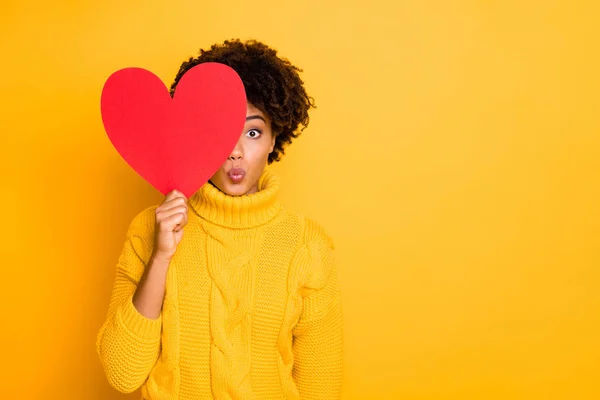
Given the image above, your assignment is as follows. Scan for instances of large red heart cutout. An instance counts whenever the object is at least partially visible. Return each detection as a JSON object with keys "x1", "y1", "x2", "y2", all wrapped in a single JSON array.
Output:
[{"x1": 101, "y1": 62, "x2": 247, "y2": 198}]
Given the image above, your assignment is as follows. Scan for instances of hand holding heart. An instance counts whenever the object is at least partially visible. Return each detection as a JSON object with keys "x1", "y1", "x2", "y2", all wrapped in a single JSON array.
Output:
[
  {"x1": 101, "y1": 62, "x2": 247, "y2": 198},
  {"x1": 152, "y1": 189, "x2": 189, "y2": 262}
]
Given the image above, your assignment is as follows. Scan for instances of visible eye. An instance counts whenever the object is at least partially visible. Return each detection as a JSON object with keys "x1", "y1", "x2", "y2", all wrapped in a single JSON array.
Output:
[{"x1": 246, "y1": 129, "x2": 262, "y2": 139}]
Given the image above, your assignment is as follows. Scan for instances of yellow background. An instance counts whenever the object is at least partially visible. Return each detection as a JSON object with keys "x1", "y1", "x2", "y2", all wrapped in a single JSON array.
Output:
[{"x1": 1, "y1": 0, "x2": 599, "y2": 399}]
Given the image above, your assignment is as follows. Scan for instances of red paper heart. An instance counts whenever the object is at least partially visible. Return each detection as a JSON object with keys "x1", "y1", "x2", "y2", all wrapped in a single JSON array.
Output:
[{"x1": 101, "y1": 62, "x2": 247, "y2": 198}]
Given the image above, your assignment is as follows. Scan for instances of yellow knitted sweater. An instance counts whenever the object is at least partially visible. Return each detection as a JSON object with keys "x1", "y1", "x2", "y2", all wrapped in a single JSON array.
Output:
[{"x1": 96, "y1": 169, "x2": 343, "y2": 399}]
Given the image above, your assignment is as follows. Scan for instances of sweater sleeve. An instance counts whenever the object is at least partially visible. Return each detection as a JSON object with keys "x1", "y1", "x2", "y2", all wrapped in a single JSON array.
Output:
[
  {"x1": 95, "y1": 207, "x2": 162, "y2": 393},
  {"x1": 292, "y1": 218, "x2": 344, "y2": 399}
]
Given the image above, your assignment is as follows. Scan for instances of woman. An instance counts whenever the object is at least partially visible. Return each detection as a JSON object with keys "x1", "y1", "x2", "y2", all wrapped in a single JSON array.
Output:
[{"x1": 96, "y1": 39, "x2": 343, "y2": 399}]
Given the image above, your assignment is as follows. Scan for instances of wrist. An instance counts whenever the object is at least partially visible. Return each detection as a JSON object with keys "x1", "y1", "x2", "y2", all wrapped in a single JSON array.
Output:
[{"x1": 150, "y1": 251, "x2": 173, "y2": 266}]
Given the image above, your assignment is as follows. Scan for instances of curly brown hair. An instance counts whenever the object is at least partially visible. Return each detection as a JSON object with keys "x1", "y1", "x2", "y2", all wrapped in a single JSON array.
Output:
[{"x1": 169, "y1": 39, "x2": 315, "y2": 164}]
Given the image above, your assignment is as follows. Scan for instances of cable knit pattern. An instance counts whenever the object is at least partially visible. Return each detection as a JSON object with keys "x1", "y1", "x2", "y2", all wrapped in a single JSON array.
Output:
[
  {"x1": 203, "y1": 222, "x2": 255, "y2": 398},
  {"x1": 96, "y1": 168, "x2": 343, "y2": 399}
]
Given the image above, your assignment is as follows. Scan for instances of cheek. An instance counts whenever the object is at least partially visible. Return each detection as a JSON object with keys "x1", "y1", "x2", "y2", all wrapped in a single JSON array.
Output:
[
  {"x1": 211, "y1": 165, "x2": 227, "y2": 183},
  {"x1": 248, "y1": 141, "x2": 272, "y2": 162}
]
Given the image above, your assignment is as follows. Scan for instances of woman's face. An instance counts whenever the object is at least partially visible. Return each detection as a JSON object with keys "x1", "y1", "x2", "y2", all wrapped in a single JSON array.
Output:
[{"x1": 209, "y1": 102, "x2": 275, "y2": 196}]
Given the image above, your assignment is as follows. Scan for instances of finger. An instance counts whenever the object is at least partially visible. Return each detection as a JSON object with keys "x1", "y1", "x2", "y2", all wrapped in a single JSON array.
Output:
[
  {"x1": 159, "y1": 196, "x2": 188, "y2": 212},
  {"x1": 164, "y1": 189, "x2": 182, "y2": 202},
  {"x1": 163, "y1": 189, "x2": 187, "y2": 204},
  {"x1": 157, "y1": 205, "x2": 187, "y2": 221},
  {"x1": 162, "y1": 212, "x2": 186, "y2": 232},
  {"x1": 174, "y1": 223, "x2": 185, "y2": 232},
  {"x1": 181, "y1": 209, "x2": 189, "y2": 226},
  {"x1": 156, "y1": 206, "x2": 188, "y2": 226},
  {"x1": 177, "y1": 208, "x2": 188, "y2": 230},
  {"x1": 174, "y1": 210, "x2": 189, "y2": 231},
  {"x1": 173, "y1": 213, "x2": 187, "y2": 232}
]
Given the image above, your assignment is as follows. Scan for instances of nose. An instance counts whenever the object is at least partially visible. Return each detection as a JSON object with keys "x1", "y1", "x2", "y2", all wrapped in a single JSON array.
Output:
[{"x1": 228, "y1": 135, "x2": 243, "y2": 161}]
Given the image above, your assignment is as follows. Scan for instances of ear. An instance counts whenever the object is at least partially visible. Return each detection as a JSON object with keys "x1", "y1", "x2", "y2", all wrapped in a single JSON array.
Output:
[{"x1": 269, "y1": 134, "x2": 276, "y2": 153}]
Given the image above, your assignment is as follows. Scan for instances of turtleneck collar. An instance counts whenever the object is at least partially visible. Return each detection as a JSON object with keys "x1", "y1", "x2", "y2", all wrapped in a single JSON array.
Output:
[{"x1": 188, "y1": 168, "x2": 282, "y2": 229}]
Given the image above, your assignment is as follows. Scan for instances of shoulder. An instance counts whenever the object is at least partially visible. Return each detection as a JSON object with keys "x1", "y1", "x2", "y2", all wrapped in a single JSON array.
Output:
[
  {"x1": 289, "y1": 215, "x2": 336, "y2": 291},
  {"x1": 275, "y1": 209, "x2": 334, "y2": 249},
  {"x1": 301, "y1": 216, "x2": 335, "y2": 250},
  {"x1": 126, "y1": 205, "x2": 157, "y2": 238},
  {"x1": 121, "y1": 205, "x2": 158, "y2": 263}
]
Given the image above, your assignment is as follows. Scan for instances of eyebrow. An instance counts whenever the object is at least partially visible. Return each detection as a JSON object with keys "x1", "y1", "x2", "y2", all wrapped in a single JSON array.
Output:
[{"x1": 246, "y1": 115, "x2": 266, "y2": 123}]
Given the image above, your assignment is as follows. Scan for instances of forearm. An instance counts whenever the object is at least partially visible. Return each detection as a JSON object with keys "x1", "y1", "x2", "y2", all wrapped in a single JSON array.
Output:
[
  {"x1": 96, "y1": 254, "x2": 168, "y2": 393},
  {"x1": 132, "y1": 252, "x2": 171, "y2": 319},
  {"x1": 293, "y1": 295, "x2": 344, "y2": 399}
]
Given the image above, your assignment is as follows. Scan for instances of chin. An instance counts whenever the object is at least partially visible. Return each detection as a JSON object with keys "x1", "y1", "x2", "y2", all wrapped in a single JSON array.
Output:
[
  {"x1": 223, "y1": 184, "x2": 248, "y2": 196},
  {"x1": 210, "y1": 178, "x2": 248, "y2": 196}
]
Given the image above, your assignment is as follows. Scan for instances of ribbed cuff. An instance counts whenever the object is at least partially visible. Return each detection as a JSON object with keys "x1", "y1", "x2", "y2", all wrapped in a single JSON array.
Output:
[{"x1": 117, "y1": 294, "x2": 162, "y2": 340}]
